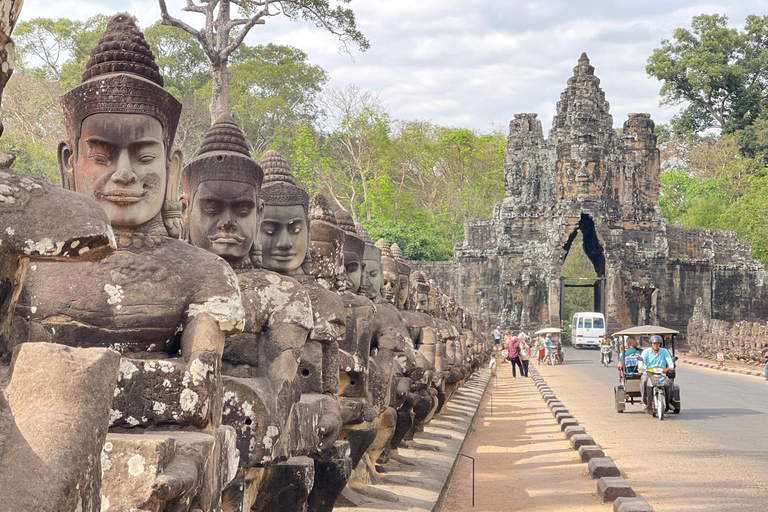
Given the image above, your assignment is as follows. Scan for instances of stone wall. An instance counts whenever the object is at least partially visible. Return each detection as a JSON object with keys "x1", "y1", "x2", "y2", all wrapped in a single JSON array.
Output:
[
  {"x1": 407, "y1": 260, "x2": 457, "y2": 299},
  {"x1": 688, "y1": 297, "x2": 767, "y2": 364}
]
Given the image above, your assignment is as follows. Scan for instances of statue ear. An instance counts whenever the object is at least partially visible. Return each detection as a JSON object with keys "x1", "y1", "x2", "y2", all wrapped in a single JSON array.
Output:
[
  {"x1": 167, "y1": 148, "x2": 183, "y2": 203},
  {"x1": 163, "y1": 148, "x2": 184, "y2": 238},
  {"x1": 58, "y1": 141, "x2": 75, "y2": 191}
]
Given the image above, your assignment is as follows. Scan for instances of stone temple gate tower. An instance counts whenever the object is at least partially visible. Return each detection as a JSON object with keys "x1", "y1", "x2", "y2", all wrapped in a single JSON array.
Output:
[{"x1": 447, "y1": 53, "x2": 768, "y2": 336}]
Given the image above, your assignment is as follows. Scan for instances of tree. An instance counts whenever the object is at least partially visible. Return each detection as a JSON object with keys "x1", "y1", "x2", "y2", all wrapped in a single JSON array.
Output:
[
  {"x1": 14, "y1": 15, "x2": 110, "y2": 89},
  {"x1": 646, "y1": 14, "x2": 768, "y2": 135},
  {"x1": 227, "y1": 44, "x2": 327, "y2": 153},
  {"x1": 157, "y1": 0, "x2": 368, "y2": 121}
]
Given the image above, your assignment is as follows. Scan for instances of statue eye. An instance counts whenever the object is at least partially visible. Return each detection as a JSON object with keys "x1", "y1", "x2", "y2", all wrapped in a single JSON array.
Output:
[
  {"x1": 90, "y1": 153, "x2": 110, "y2": 165},
  {"x1": 137, "y1": 154, "x2": 156, "y2": 164}
]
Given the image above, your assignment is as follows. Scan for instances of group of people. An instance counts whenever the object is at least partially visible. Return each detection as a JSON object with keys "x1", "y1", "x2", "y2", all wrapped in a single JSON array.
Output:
[{"x1": 490, "y1": 328, "x2": 567, "y2": 378}]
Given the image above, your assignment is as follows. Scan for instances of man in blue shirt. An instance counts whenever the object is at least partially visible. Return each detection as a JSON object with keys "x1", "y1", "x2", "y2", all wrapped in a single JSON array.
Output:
[{"x1": 640, "y1": 335, "x2": 674, "y2": 406}]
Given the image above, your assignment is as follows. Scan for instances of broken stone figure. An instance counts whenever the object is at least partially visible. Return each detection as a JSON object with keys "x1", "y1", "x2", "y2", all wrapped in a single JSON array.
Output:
[{"x1": 11, "y1": 15, "x2": 245, "y2": 512}]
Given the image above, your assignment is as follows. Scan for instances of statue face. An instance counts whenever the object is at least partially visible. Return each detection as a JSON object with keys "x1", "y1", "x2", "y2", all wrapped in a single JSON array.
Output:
[
  {"x1": 382, "y1": 268, "x2": 399, "y2": 304},
  {"x1": 415, "y1": 291, "x2": 429, "y2": 313},
  {"x1": 73, "y1": 113, "x2": 166, "y2": 227},
  {"x1": 398, "y1": 272, "x2": 410, "y2": 309},
  {"x1": 362, "y1": 257, "x2": 382, "y2": 299},
  {"x1": 188, "y1": 180, "x2": 260, "y2": 263},
  {"x1": 342, "y1": 250, "x2": 362, "y2": 293},
  {"x1": 258, "y1": 204, "x2": 307, "y2": 273}
]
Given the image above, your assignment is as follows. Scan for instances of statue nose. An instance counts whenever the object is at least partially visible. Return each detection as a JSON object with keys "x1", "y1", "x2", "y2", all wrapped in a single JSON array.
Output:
[{"x1": 111, "y1": 151, "x2": 137, "y2": 185}]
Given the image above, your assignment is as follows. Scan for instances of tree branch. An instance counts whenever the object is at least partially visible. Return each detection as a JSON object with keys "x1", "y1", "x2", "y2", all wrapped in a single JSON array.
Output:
[{"x1": 159, "y1": 0, "x2": 202, "y2": 40}]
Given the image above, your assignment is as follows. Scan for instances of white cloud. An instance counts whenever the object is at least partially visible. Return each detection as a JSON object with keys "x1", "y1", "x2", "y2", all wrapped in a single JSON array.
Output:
[{"x1": 16, "y1": 0, "x2": 768, "y2": 131}]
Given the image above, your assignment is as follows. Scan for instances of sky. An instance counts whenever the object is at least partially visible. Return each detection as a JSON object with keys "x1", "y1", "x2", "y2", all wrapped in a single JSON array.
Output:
[{"x1": 17, "y1": 0, "x2": 768, "y2": 133}]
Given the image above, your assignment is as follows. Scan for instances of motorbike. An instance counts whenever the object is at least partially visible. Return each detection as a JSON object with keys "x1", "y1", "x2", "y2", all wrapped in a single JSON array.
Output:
[
  {"x1": 645, "y1": 366, "x2": 673, "y2": 420},
  {"x1": 600, "y1": 345, "x2": 612, "y2": 367}
]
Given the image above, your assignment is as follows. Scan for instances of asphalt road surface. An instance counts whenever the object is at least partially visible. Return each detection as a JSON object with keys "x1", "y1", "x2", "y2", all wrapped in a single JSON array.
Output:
[{"x1": 533, "y1": 346, "x2": 768, "y2": 511}]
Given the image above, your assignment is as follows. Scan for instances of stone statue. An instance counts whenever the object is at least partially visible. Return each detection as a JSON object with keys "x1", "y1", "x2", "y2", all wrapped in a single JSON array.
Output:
[
  {"x1": 12, "y1": 15, "x2": 244, "y2": 511},
  {"x1": 251, "y1": 149, "x2": 343, "y2": 512},
  {"x1": 303, "y1": 194, "x2": 354, "y2": 511},
  {"x1": 355, "y1": 223, "x2": 383, "y2": 302}
]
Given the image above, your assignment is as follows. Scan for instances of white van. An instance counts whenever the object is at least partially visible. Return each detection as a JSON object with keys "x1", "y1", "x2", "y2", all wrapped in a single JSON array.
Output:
[{"x1": 570, "y1": 312, "x2": 606, "y2": 349}]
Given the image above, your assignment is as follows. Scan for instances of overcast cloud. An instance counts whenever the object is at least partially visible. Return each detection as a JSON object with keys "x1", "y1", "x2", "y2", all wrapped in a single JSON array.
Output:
[{"x1": 19, "y1": 0, "x2": 768, "y2": 132}]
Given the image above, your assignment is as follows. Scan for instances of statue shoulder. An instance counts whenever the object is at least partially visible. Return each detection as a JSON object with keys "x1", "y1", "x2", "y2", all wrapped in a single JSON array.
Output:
[
  {"x1": 180, "y1": 242, "x2": 244, "y2": 335},
  {"x1": 237, "y1": 269, "x2": 313, "y2": 331}
]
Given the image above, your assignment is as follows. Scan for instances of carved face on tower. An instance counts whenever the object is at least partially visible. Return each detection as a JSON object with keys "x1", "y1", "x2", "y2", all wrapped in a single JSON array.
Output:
[
  {"x1": 59, "y1": 14, "x2": 182, "y2": 233},
  {"x1": 182, "y1": 114, "x2": 264, "y2": 265},
  {"x1": 257, "y1": 150, "x2": 310, "y2": 275},
  {"x1": 334, "y1": 210, "x2": 365, "y2": 293}
]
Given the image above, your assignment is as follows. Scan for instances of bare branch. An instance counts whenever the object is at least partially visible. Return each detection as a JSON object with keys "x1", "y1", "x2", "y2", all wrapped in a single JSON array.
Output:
[{"x1": 159, "y1": 0, "x2": 202, "y2": 40}]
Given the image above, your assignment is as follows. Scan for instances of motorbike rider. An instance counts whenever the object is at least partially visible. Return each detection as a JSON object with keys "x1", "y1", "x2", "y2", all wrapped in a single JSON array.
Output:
[
  {"x1": 543, "y1": 334, "x2": 557, "y2": 364},
  {"x1": 639, "y1": 335, "x2": 675, "y2": 407},
  {"x1": 599, "y1": 336, "x2": 612, "y2": 364}
]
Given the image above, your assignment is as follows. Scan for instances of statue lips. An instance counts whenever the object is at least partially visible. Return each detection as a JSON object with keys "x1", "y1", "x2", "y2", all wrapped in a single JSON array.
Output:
[
  {"x1": 270, "y1": 251, "x2": 296, "y2": 262},
  {"x1": 210, "y1": 233, "x2": 245, "y2": 245},
  {"x1": 100, "y1": 190, "x2": 146, "y2": 205}
]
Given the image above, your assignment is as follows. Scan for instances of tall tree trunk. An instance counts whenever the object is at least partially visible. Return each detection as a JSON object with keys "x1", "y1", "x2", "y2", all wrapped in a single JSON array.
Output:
[{"x1": 209, "y1": 60, "x2": 230, "y2": 123}]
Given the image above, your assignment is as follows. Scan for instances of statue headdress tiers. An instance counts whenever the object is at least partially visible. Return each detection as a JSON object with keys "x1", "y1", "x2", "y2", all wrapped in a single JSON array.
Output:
[
  {"x1": 391, "y1": 242, "x2": 411, "y2": 275},
  {"x1": 182, "y1": 113, "x2": 263, "y2": 196},
  {"x1": 61, "y1": 14, "x2": 182, "y2": 168},
  {"x1": 308, "y1": 193, "x2": 346, "y2": 284},
  {"x1": 259, "y1": 150, "x2": 309, "y2": 212},
  {"x1": 355, "y1": 222, "x2": 380, "y2": 262},
  {"x1": 334, "y1": 210, "x2": 365, "y2": 259}
]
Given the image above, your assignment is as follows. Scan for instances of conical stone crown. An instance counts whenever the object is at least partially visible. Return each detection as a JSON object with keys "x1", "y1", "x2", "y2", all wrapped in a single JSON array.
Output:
[
  {"x1": 198, "y1": 114, "x2": 251, "y2": 157},
  {"x1": 82, "y1": 14, "x2": 163, "y2": 85},
  {"x1": 260, "y1": 150, "x2": 309, "y2": 209}
]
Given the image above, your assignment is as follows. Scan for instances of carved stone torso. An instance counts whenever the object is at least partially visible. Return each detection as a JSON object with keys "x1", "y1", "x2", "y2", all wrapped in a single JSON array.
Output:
[
  {"x1": 11, "y1": 232, "x2": 242, "y2": 355},
  {"x1": 222, "y1": 269, "x2": 313, "y2": 378}
]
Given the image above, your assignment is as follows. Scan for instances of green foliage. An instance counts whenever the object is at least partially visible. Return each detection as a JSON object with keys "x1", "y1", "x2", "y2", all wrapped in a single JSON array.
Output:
[
  {"x1": 0, "y1": 134, "x2": 60, "y2": 183},
  {"x1": 560, "y1": 232, "x2": 598, "y2": 344},
  {"x1": 360, "y1": 219, "x2": 455, "y2": 261},
  {"x1": 647, "y1": 13, "x2": 768, "y2": 135},
  {"x1": 15, "y1": 15, "x2": 111, "y2": 89},
  {"x1": 144, "y1": 21, "x2": 210, "y2": 99}
]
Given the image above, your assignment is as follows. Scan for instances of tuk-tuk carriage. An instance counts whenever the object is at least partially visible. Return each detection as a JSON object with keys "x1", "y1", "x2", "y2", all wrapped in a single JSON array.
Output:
[{"x1": 613, "y1": 325, "x2": 681, "y2": 416}]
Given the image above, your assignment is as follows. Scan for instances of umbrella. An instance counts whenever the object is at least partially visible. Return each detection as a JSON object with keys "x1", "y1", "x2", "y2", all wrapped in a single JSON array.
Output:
[
  {"x1": 612, "y1": 325, "x2": 678, "y2": 337},
  {"x1": 534, "y1": 327, "x2": 563, "y2": 335}
]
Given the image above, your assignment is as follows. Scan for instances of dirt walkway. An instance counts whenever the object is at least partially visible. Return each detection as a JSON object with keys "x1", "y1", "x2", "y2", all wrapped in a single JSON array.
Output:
[{"x1": 440, "y1": 361, "x2": 608, "y2": 512}]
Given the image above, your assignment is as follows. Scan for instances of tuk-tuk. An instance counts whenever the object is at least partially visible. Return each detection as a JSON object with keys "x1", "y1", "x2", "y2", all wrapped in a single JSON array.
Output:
[{"x1": 613, "y1": 325, "x2": 681, "y2": 415}]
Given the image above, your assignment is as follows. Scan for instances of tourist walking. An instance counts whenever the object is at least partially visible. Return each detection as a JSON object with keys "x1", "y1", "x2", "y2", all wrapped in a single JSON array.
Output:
[
  {"x1": 493, "y1": 326, "x2": 501, "y2": 349},
  {"x1": 507, "y1": 336, "x2": 524, "y2": 378},
  {"x1": 518, "y1": 335, "x2": 531, "y2": 377}
]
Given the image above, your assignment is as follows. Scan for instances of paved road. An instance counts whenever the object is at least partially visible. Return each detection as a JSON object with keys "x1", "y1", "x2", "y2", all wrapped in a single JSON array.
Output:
[{"x1": 533, "y1": 346, "x2": 768, "y2": 511}]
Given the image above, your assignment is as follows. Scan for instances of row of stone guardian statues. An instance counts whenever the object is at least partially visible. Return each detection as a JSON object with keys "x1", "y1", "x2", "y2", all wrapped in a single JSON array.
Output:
[{"x1": 0, "y1": 14, "x2": 492, "y2": 512}]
